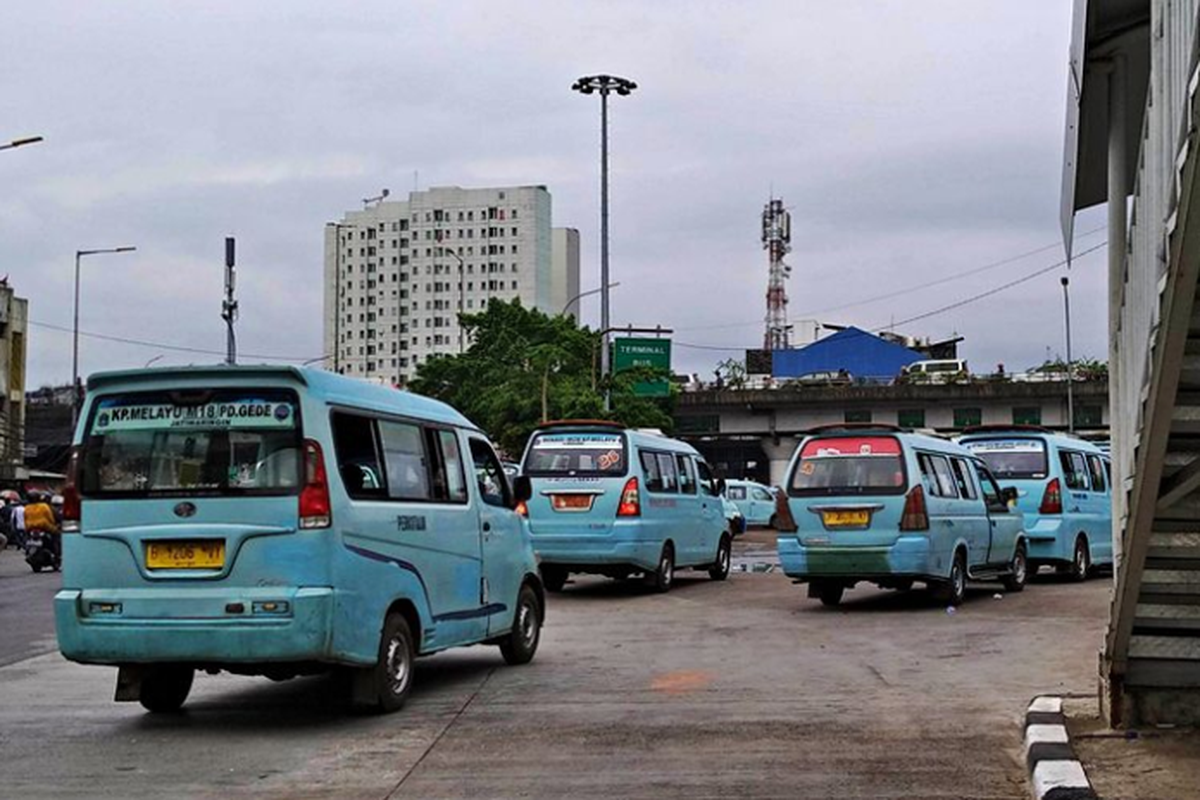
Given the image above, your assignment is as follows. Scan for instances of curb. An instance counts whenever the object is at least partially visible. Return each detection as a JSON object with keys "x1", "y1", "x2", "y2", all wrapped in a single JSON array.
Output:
[{"x1": 1023, "y1": 696, "x2": 1097, "y2": 800}]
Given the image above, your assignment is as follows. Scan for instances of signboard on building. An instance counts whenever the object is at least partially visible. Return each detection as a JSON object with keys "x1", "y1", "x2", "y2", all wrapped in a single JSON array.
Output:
[{"x1": 613, "y1": 337, "x2": 671, "y2": 397}]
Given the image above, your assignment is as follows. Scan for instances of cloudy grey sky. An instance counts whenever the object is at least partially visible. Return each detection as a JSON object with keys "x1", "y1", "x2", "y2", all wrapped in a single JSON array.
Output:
[{"x1": 3, "y1": 1, "x2": 1104, "y2": 389}]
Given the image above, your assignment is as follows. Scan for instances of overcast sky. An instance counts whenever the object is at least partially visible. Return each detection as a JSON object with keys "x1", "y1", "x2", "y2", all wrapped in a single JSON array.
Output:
[{"x1": 2, "y1": 0, "x2": 1105, "y2": 389}]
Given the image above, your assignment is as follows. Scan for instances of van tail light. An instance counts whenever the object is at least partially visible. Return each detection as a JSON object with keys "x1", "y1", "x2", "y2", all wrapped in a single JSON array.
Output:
[
  {"x1": 1040, "y1": 478, "x2": 1063, "y2": 515},
  {"x1": 899, "y1": 485, "x2": 929, "y2": 531},
  {"x1": 515, "y1": 500, "x2": 528, "y2": 517},
  {"x1": 617, "y1": 477, "x2": 641, "y2": 517},
  {"x1": 299, "y1": 439, "x2": 332, "y2": 529},
  {"x1": 61, "y1": 445, "x2": 82, "y2": 533}
]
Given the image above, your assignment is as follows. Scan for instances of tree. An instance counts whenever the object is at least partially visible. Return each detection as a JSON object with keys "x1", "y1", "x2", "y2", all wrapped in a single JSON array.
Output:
[{"x1": 408, "y1": 299, "x2": 673, "y2": 456}]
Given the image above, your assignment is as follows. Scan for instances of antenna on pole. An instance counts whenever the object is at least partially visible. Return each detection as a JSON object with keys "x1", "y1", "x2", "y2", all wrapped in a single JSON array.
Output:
[
  {"x1": 762, "y1": 198, "x2": 793, "y2": 350},
  {"x1": 363, "y1": 188, "x2": 390, "y2": 209},
  {"x1": 222, "y1": 236, "x2": 238, "y2": 365}
]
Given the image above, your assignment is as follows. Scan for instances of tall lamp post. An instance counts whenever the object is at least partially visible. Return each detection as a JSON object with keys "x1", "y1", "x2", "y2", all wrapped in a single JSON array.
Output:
[
  {"x1": 572, "y1": 74, "x2": 637, "y2": 410},
  {"x1": 73, "y1": 246, "x2": 136, "y2": 426},
  {"x1": 561, "y1": 281, "x2": 621, "y2": 316},
  {"x1": 1062, "y1": 276, "x2": 1075, "y2": 433},
  {"x1": 441, "y1": 246, "x2": 467, "y2": 354}
]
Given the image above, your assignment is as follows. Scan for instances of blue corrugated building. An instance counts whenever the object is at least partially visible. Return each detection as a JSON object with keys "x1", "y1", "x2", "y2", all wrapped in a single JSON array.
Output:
[{"x1": 771, "y1": 326, "x2": 923, "y2": 382}]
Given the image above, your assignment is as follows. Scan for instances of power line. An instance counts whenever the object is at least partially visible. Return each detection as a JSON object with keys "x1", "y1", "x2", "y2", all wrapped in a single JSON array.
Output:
[{"x1": 28, "y1": 319, "x2": 317, "y2": 362}]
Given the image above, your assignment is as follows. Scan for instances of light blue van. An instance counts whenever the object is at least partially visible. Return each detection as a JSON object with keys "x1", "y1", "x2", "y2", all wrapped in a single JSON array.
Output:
[
  {"x1": 724, "y1": 479, "x2": 778, "y2": 527},
  {"x1": 776, "y1": 426, "x2": 1028, "y2": 606},
  {"x1": 519, "y1": 421, "x2": 731, "y2": 593},
  {"x1": 958, "y1": 426, "x2": 1112, "y2": 580},
  {"x1": 55, "y1": 366, "x2": 543, "y2": 713}
]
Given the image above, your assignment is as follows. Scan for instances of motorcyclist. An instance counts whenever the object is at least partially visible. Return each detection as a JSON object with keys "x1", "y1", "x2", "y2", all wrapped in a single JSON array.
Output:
[{"x1": 24, "y1": 491, "x2": 60, "y2": 569}]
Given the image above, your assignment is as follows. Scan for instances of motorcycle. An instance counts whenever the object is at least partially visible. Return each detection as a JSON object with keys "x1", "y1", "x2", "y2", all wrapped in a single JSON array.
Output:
[{"x1": 24, "y1": 528, "x2": 60, "y2": 573}]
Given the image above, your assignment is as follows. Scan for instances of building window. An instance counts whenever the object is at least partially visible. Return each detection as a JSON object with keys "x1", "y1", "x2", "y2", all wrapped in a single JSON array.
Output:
[
  {"x1": 898, "y1": 409, "x2": 925, "y2": 428},
  {"x1": 953, "y1": 408, "x2": 982, "y2": 428},
  {"x1": 844, "y1": 409, "x2": 872, "y2": 424},
  {"x1": 1075, "y1": 404, "x2": 1103, "y2": 427},
  {"x1": 1012, "y1": 406, "x2": 1042, "y2": 426}
]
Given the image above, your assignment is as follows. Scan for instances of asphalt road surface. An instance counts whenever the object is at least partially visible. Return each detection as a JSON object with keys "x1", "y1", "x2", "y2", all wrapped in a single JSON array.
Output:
[
  {"x1": 0, "y1": 547, "x2": 61, "y2": 667},
  {"x1": 0, "y1": 534, "x2": 1109, "y2": 799}
]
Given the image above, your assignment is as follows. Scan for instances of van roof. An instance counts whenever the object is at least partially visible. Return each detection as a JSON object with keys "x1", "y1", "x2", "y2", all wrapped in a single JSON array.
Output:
[
  {"x1": 800, "y1": 427, "x2": 972, "y2": 456},
  {"x1": 957, "y1": 426, "x2": 1107, "y2": 454},
  {"x1": 84, "y1": 365, "x2": 479, "y2": 431}
]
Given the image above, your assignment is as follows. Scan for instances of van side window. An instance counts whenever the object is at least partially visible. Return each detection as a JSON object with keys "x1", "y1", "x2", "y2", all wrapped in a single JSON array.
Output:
[
  {"x1": 950, "y1": 458, "x2": 978, "y2": 500},
  {"x1": 640, "y1": 450, "x2": 663, "y2": 492},
  {"x1": 468, "y1": 438, "x2": 510, "y2": 508},
  {"x1": 436, "y1": 430, "x2": 468, "y2": 502},
  {"x1": 727, "y1": 485, "x2": 746, "y2": 500},
  {"x1": 656, "y1": 453, "x2": 679, "y2": 493},
  {"x1": 1087, "y1": 455, "x2": 1107, "y2": 493},
  {"x1": 331, "y1": 412, "x2": 385, "y2": 500},
  {"x1": 696, "y1": 461, "x2": 719, "y2": 496},
  {"x1": 378, "y1": 420, "x2": 430, "y2": 500},
  {"x1": 974, "y1": 464, "x2": 1008, "y2": 513},
  {"x1": 1060, "y1": 451, "x2": 1091, "y2": 490},
  {"x1": 919, "y1": 453, "x2": 959, "y2": 498},
  {"x1": 676, "y1": 455, "x2": 697, "y2": 495}
]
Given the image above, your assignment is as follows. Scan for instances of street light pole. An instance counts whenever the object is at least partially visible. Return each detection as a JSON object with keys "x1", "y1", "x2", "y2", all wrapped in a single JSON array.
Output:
[
  {"x1": 443, "y1": 247, "x2": 466, "y2": 354},
  {"x1": 1062, "y1": 276, "x2": 1075, "y2": 433},
  {"x1": 73, "y1": 246, "x2": 137, "y2": 427},
  {"x1": 0, "y1": 136, "x2": 43, "y2": 152},
  {"x1": 573, "y1": 74, "x2": 637, "y2": 410}
]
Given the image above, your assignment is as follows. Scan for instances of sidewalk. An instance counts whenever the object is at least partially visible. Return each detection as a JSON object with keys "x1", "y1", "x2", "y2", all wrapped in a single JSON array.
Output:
[{"x1": 1065, "y1": 694, "x2": 1200, "y2": 799}]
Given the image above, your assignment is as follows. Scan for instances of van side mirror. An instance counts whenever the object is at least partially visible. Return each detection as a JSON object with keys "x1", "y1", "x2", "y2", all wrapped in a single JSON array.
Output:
[
  {"x1": 512, "y1": 475, "x2": 533, "y2": 506},
  {"x1": 715, "y1": 478, "x2": 726, "y2": 497},
  {"x1": 1001, "y1": 487, "x2": 1018, "y2": 504}
]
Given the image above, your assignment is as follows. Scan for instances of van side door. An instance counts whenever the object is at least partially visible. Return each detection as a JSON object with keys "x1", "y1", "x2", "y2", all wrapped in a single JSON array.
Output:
[
  {"x1": 917, "y1": 452, "x2": 984, "y2": 566},
  {"x1": 1085, "y1": 453, "x2": 1113, "y2": 565},
  {"x1": 973, "y1": 462, "x2": 1020, "y2": 566},
  {"x1": 467, "y1": 436, "x2": 525, "y2": 637}
]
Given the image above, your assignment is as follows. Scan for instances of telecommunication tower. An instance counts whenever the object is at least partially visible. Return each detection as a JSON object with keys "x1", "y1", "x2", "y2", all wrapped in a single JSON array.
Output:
[{"x1": 762, "y1": 198, "x2": 792, "y2": 350}]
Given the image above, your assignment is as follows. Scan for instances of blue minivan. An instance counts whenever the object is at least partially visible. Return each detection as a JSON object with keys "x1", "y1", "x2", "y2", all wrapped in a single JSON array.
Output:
[
  {"x1": 958, "y1": 426, "x2": 1112, "y2": 580},
  {"x1": 55, "y1": 366, "x2": 543, "y2": 713},
  {"x1": 776, "y1": 426, "x2": 1028, "y2": 606},
  {"x1": 519, "y1": 421, "x2": 731, "y2": 592}
]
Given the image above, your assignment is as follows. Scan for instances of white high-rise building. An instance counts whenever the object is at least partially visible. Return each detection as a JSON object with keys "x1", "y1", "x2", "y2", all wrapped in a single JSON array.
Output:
[{"x1": 323, "y1": 185, "x2": 581, "y2": 385}]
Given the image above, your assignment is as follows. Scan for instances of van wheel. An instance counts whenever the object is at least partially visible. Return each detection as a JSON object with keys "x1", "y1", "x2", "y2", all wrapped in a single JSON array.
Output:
[
  {"x1": 541, "y1": 566, "x2": 568, "y2": 593},
  {"x1": 934, "y1": 550, "x2": 967, "y2": 606},
  {"x1": 768, "y1": 514, "x2": 779, "y2": 530},
  {"x1": 644, "y1": 544, "x2": 674, "y2": 593},
  {"x1": 813, "y1": 581, "x2": 844, "y2": 607},
  {"x1": 371, "y1": 613, "x2": 415, "y2": 713},
  {"x1": 708, "y1": 535, "x2": 731, "y2": 581},
  {"x1": 139, "y1": 665, "x2": 194, "y2": 713},
  {"x1": 499, "y1": 584, "x2": 541, "y2": 666},
  {"x1": 1002, "y1": 543, "x2": 1028, "y2": 593},
  {"x1": 1066, "y1": 537, "x2": 1090, "y2": 582}
]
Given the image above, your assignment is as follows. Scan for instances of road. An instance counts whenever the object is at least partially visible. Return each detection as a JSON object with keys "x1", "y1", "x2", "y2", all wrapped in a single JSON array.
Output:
[
  {"x1": 0, "y1": 531, "x2": 1109, "y2": 799},
  {"x1": 0, "y1": 547, "x2": 61, "y2": 667}
]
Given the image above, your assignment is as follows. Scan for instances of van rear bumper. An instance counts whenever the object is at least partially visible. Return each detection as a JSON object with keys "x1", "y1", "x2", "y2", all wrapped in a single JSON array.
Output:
[
  {"x1": 54, "y1": 587, "x2": 336, "y2": 666},
  {"x1": 531, "y1": 536, "x2": 661, "y2": 571},
  {"x1": 1024, "y1": 518, "x2": 1071, "y2": 562},
  {"x1": 777, "y1": 536, "x2": 937, "y2": 580}
]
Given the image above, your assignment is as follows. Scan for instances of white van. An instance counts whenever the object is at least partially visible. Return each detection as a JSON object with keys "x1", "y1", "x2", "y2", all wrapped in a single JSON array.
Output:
[{"x1": 899, "y1": 359, "x2": 968, "y2": 384}]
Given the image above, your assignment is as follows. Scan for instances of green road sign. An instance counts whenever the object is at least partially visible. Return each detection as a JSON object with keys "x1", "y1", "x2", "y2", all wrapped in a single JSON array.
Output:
[{"x1": 613, "y1": 337, "x2": 671, "y2": 397}]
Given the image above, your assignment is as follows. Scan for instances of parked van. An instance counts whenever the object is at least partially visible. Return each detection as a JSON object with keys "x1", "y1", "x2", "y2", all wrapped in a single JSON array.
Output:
[
  {"x1": 898, "y1": 359, "x2": 969, "y2": 384},
  {"x1": 958, "y1": 426, "x2": 1112, "y2": 579},
  {"x1": 776, "y1": 425, "x2": 1027, "y2": 606},
  {"x1": 724, "y1": 479, "x2": 779, "y2": 527},
  {"x1": 55, "y1": 366, "x2": 543, "y2": 713},
  {"x1": 519, "y1": 421, "x2": 731, "y2": 592}
]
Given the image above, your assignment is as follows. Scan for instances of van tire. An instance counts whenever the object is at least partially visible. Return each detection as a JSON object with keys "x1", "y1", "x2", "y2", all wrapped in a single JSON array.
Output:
[
  {"x1": 934, "y1": 550, "x2": 967, "y2": 606},
  {"x1": 1066, "y1": 537, "x2": 1090, "y2": 582},
  {"x1": 139, "y1": 665, "x2": 194, "y2": 713},
  {"x1": 815, "y1": 582, "x2": 844, "y2": 607},
  {"x1": 708, "y1": 535, "x2": 731, "y2": 581},
  {"x1": 371, "y1": 613, "x2": 415, "y2": 713},
  {"x1": 1002, "y1": 543, "x2": 1028, "y2": 593},
  {"x1": 541, "y1": 566, "x2": 568, "y2": 593},
  {"x1": 644, "y1": 544, "x2": 674, "y2": 593},
  {"x1": 499, "y1": 584, "x2": 542, "y2": 666}
]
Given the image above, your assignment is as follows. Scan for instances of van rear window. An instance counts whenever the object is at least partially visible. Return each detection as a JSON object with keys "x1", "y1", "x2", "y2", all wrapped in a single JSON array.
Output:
[
  {"x1": 523, "y1": 431, "x2": 627, "y2": 477},
  {"x1": 962, "y1": 439, "x2": 1048, "y2": 479},
  {"x1": 790, "y1": 436, "x2": 906, "y2": 496},
  {"x1": 81, "y1": 389, "x2": 301, "y2": 497}
]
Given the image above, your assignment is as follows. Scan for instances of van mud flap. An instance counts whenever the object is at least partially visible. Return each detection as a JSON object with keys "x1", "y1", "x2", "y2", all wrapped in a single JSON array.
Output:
[{"x1": 115, "y1": 665, "x2": 146, "y2": 702}]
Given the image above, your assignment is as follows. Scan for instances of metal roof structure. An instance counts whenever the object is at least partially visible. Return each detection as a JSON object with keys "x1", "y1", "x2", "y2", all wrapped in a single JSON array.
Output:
[{"x1": 770, "y1": 327, "x2": 923, "y2": 381}]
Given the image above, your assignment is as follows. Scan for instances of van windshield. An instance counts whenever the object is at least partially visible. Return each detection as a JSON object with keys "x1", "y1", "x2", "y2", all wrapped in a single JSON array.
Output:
[
  {"x1": 80, "y1": 389, "x2": 302, "y2": 497},
  {"x1": 790, "y1": 436, "x2": 906, "y2": 496},
  {"x1": 961, "y1": 438, "x2": 1048, "y2": 479},
  {"x1": 523, "y1": 430, "x2": 627, "y2": 477}
]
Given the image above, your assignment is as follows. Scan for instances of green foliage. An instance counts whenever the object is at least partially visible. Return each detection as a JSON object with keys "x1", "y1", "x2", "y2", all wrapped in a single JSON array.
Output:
[{"x1": 408, "y1": 299, "x2": 673, "y2": 456}]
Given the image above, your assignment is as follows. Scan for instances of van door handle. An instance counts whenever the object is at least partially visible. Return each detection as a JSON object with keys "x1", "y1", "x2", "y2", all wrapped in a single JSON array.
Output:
[{"x1": 483, "y1": 522, "x2": 491, "y2": 532}]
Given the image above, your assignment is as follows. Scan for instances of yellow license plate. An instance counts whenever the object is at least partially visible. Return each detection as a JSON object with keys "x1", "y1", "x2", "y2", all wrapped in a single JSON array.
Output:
[
  {"x1": 146, "y1": 540, "x2": 225, "y2": 569},
  {"x1": 822, "y1": 510, "x2": 870, "y2": 527},
  {"x1": 551, "y1": 494, "x2": 594, "y2": 511}
]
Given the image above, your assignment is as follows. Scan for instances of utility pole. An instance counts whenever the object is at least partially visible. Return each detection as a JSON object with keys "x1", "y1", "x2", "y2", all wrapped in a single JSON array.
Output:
[
  {"x1": 222, "y1": 237, "x2": 238, "y2": 366},
  {"x1": 763, "y1": 198, "x2": 793, "y2": 350},
  {"x1": 1062, "y1": 275, "x2": 1074, "y2": 433}
]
